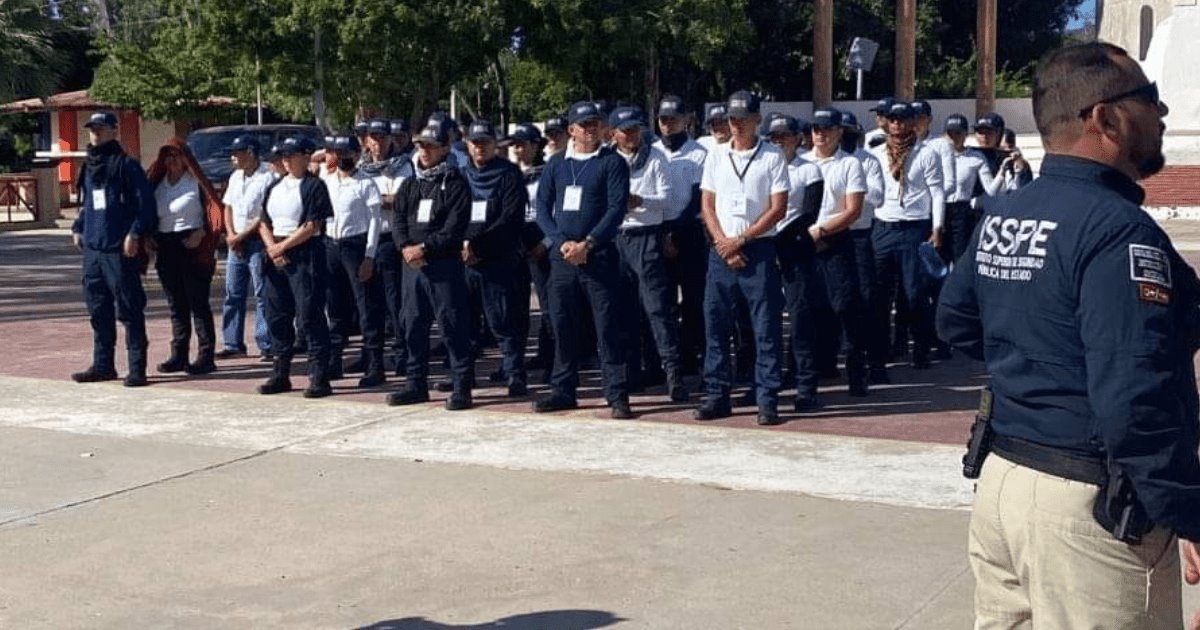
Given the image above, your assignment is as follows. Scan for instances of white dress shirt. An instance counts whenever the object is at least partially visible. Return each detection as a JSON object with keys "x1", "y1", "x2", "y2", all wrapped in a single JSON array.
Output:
[
  {"x1": 653, "y1": 137, "x2": 707, "y2": 222},
  {"x1": 949, "y1": 147, "x2": 1001, "y2": 203},
  {"x1": 619, "y1": 145, "x2": 671, "y2": 229},
  {"x1": 222, "y1": 163, "x2": 273, "y2": 233},
  {"x1": 921, "y1": 135, "x2": 957, "y2": 197},
  {"x1": 868, "y1": 141, "x2": 946, "y2": 230},
  {"x1": 850, "y1": 148, "x2": 885, "y2": 230}
]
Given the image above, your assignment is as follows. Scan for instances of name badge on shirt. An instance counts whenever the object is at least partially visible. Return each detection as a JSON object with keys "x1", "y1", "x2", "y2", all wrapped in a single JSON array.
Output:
[
  {"x1": 728, "y1": 191, "x2": 748, "y2": 218},
  {"x1": 92, "y1": 189, "x2": 107, "y2": 212},
  {"x1": 417, "y1": 198, "x2": 433, "y2": 223},
  {"x1": 563, "y1": 185, "x2": 583, "y2": 212},
  {"x1": 471, "y1": 200, "x2": 488, "y2": 223}
]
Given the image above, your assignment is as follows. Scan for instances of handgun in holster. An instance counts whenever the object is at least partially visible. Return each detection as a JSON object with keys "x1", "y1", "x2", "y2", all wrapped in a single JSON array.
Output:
[
  {"x1": 962, "y1": 386, "x2": 994, "y2": 479},
  {"x1": 1092, "y1": 458, "x2": 1152, "y2": 545}
]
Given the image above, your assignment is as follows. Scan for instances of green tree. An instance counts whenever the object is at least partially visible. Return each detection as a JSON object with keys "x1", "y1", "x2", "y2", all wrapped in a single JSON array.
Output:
[{"x1": 0, "y1": 0, "x2": 67, "y2": 101}]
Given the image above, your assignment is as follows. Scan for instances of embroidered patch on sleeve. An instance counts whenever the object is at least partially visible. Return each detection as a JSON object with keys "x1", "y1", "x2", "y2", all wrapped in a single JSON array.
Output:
[
  {"x1": 1138, "y1": 282, "x2": 1171, "y2": 305},
  {"x1": 1129, "y1": 244, "x2": 1173, "y2": 288}
]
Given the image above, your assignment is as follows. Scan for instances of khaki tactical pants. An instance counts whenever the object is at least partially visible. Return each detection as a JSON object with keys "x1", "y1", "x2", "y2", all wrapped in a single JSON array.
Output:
[{"x1": 970, "y1": 454, "x2": 1181, "y2": 629}]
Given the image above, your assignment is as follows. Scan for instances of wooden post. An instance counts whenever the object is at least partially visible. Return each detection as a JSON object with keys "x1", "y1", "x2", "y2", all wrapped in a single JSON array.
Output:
[
  {"x1": 896, "y1": 0, "x2": 916, "y2": 100},
  {"x1": 976, "y1": 0, "x2": 998, "y2": 117},
  {"x1": 814, "y1": 0, "x2": 834, "y2": 107}
]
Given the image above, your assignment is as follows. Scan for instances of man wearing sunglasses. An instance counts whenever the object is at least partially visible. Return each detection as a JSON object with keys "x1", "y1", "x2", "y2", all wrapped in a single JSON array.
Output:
[{"x1": 938, "y1": 42, "x2": 1199, "y2": 628}]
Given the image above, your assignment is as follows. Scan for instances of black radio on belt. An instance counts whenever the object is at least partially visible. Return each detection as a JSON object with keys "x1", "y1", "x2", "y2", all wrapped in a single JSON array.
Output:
[{"x1": 962, "y1": 386, "x2": 994, "y2": 479}]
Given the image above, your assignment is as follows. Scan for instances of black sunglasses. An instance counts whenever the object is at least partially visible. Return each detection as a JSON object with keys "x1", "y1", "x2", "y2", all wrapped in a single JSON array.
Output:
[{"x1": 1078, "y1": 82, "x2": 1160, "y2": 118}]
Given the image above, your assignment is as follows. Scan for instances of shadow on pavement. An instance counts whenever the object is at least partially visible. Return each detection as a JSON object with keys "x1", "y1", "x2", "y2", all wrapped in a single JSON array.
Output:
[{"x1": 355, "y1": 610, "x2": 625, "y2": 630}]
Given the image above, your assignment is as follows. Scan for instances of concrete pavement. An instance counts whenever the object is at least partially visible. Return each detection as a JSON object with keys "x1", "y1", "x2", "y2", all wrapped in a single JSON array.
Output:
[{"x1": 2, "y1": 224, "x2": 1199, "y2": 628}]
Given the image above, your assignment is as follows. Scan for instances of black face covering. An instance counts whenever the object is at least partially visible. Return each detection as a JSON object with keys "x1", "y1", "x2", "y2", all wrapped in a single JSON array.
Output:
[
  {"x1": 661, "y1": 131, "x2": 689, "y2": 152},
  {"x1": 338, "y1": 156, "x2": 357, "y2": 172}
]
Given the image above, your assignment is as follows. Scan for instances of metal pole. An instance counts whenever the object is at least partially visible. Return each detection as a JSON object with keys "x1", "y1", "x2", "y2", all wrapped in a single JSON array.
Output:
[
  {"x1": 450, "y1": 87, "x2": 457, "y2": 122},
  {"x1": 857, "y1": 69, "x2": 864, "y2": 101},
  {"x1": 255, "y1": 56, "x2": 263, "y2": 125}
]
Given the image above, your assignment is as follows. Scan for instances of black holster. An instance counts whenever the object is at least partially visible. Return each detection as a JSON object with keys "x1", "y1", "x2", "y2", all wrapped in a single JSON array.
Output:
[
  {"x1": 1092, "y1": 458, "x2": 1152, "y2": 545},
  {"x1": 962, "y1": 386, "x2": 994, "y2": 479}
]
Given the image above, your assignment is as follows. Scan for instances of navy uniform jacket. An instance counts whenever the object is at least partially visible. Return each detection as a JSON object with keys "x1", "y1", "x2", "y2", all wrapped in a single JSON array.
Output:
[
  {"x1": 534, "y1": 146, "x2": 630, "y2": 251},
  {"x1": 71, "y1": 140, "x2": 156, "y2": 251},
  {"x1": 463, "y1": 156, "x2": 527, "y2": 263},
  {"x1": 392, "y1": 163, "x2": 470, "y2": 259},
  {"x1": 937, "y1": 154, "x2": 1200, "y2": 541}
]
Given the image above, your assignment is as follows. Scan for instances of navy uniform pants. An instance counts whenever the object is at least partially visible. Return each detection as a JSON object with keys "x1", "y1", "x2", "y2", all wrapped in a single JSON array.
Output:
[
  {"x1": 82, "y1": 248, "x2": 148, "y2": 373},
  {"x1": 155, "y1": 229, "x2": 215, "y2": 359},
  {"x1": 401, "y1": 256, "x2": 473, "y2": 390},
  {"x1": 375, "y1": 235, "x2": 406, "y2": 365},
  {"x1": 870, "y1": 219, "x2": 934, "y2": 367},
  {"x1": 777, "y1": 236, "x2": 819, "y2": 398},
  {"x1": 815, "y1": 235, "x2": 868, "y2": 388},
  {"x1": 324, "y1": 234, "x2": 385, "y2": 355},
  {"x1": 849, "y1": 227, "x2": 875, "y2": 321},
  {"x1": 262, "y1": 239, "x2": 331, "y2": 376},
  {"x1": 666, "y1": 219, "x2": 709, "y2": 372},
  {"x1": 941, "y1": 201, "x2": 977, "y2": 266},
  {"x1": 546, "y1": 243, "x2": 628, "y2": 403},
  {"x1": 465, "y1": 256, "x2": 527, "y2": 384},
  {"x1": 702, "y1": 239, "x2": 783, "y2": 409},
  {"x1": 617, "y1": 226, "x2": 682, "y2": 382}
]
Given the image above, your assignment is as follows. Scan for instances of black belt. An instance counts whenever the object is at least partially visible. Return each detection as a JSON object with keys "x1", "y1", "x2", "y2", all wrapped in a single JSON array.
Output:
[
  {"x1": 992, "y1": 434, "x2": 1106, "y2": 485},
  {"x1": 619, "y1": 224, "x2": 664, "y2": 236}
]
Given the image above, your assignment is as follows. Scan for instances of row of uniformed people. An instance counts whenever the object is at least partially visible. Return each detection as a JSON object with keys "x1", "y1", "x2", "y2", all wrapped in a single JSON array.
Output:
[{"x1": 226, "y1": 95, "x2": 1017, "y2": 417}]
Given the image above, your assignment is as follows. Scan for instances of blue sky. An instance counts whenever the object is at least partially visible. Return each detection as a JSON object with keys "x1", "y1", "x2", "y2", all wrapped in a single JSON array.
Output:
[{"x1": 1068, "y1": 0, "x2": 1097, "y2": 29}]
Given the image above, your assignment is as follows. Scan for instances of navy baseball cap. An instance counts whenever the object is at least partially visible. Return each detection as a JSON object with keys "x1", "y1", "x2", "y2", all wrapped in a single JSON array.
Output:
[
  {"x1": 84, "y1": 111, "x2": 119, "y2": 129},
  {"x1": 267, "y1": 143, "x2": 284, "y2": 159},
  {"x1": 568, "y1": 101, "x2": 603, "y2": 125},
  {"x1": 276, "y1": 135, "x2": 317, "y2": 156},
  {"x1": 811, "y1": 108, "x2": 843, "y2": 128},
  {"x1": 229, "y1": 135, "x2": 260, "y2": 153},
  {"x1": 466, "y1": 119, "x2": 498, "y2": 141},
  {"x1": 725, "y1": 90, "x2": 760, "y2": 118},
  {"x1": 974, "y1": 112, "x2": 1005, "y2": 130},
  {"x1": 390, "y1": 119, "x2": 410, "y2": 136},
  {"x1": 944, "y1": 114, "x2": 970, "y2": 133},
  {"x1": 366, "y1": 119, "x2": 390, "y2": 135},
  {"x1": 704, "y1": 104, "x2": 728, "y2": 127},
  {"x1": 328, "y1": 134, "x2": 361, "y2": 153},
  {"x1": 427, "y1": 111, "x2": 459, "y2": 131},
  {"x1": 505, "y1": 122, "x2": 543, "y2": 144},
  {"x1": 657, "y1": 95, "x2": 686, "y2": 119},
  {"x1": 544, "y1": 116, "x2": 567, "y2": 134},
  {"x1": 354, "y1": 121, "x2": 369, "y2": 135},
  {"x1": 840, "y1": 111, "x2": 861, "y2": 131},
  {"x1": 764, "y1": 114, "x2": 801, "y2": 136},
  {"x1": 885, "y1": 102, "x2": 916, "y2": 120},
  {"x1": 869, "y1": 97, "x2": 897, "y2": 114},
  {"x1": 911, "y1": 100, "x2": 932, "y2": 118},
  {"x1": 414, "y1": 119, "x2": 450, "y2": 147},
  {"x1": 609, "y1": 106, "x2": 646, "y2": 130}
]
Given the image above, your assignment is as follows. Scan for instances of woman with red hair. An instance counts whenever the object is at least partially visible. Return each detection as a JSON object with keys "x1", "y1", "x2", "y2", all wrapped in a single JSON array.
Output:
[{"x1": 145, "y1": 138, "x2": 224, "y2": 375}]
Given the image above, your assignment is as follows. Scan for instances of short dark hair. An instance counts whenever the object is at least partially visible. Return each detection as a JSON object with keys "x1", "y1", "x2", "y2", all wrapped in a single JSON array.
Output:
[{"x1": 1032, "y1": 42, "x2": 1138, "y2": 142}]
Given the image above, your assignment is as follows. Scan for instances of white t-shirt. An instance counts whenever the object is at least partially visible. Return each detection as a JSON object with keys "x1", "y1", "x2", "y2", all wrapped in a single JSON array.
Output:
[
  {"x1": 266, "y1": 176, "x2": 305, "y2": 237},
  {"x1": 155, "y1": 172, "x2": 204, "y2": 233},
  {"x1": 696, "y1": 135, "x2": 726, "y2": 153},
  {"x1": 620, "y1": 146, "x2": 671, "y2": 229},
  {"x1": 868, "y1": 141, "x2": 945, "y2": 229},
  {"x1": 700, "y1": 139, "x2": 790, "y2": 239},
  {"x1": 325, "y1": 170, "x2": 383, "y2": 258},
  {"x1": 778, "y1": 155, "x2": 823, "y2": 231},
  {"x1": 850, "y1": 148, "x2": 885, "y2": 230},
  {"x1": 363, "y1": 156, "x2": 413, "y2": 234},
  {"x1": 949, "y1": 147, "x2": 1000, "y2": 203},
  {"x1": 222, "y1": 163, "x2": 273, "y2": 234},
  {"x1": 802, "y1": 149, "x2": 867, "y2": 225},
  {"x1": 653, "y1": 137, "x2": 707, "y2": 222}
]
